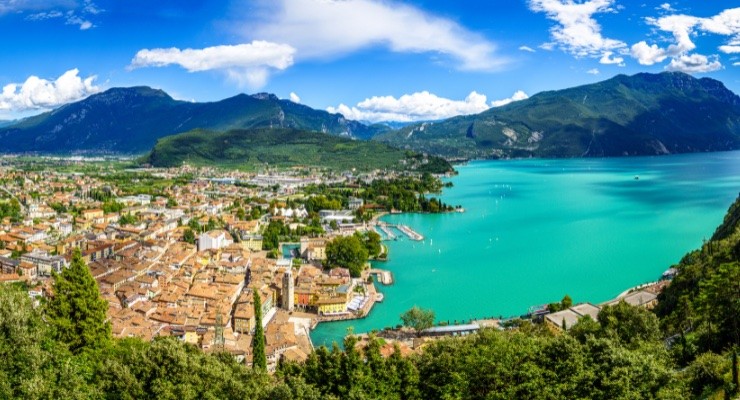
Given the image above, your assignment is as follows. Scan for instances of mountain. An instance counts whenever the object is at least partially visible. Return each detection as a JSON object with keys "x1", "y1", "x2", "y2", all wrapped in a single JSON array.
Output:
[
  {"x1": 0, "y1": 120, "x2": 13, "y2": 128},
  {"x1": 0, "y1": 87, "x2": 381, "y2": 154},
  {"x1": 375, "y1": 72, "x2": 740, "y2": 159},
  {"x1": 145, "y1": 127, "x2": 452, "y2": 173}
]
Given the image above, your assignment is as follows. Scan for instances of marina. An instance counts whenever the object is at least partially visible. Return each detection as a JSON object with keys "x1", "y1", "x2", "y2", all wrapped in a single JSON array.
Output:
[{"x1": 374, "y1": 222, "x2": 424, "y2": 241}]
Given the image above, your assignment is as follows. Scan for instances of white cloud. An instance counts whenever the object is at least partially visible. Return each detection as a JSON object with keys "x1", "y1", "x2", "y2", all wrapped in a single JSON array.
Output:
[
  {"x1": 657, "y1": 3, "x2": 674, "y2": 12},
  {"x1": 490, "y1": 90, "x2": 529, "y2": 107},
  {"x1": 66, "y1": 14, "x2": 93, "y2": 30},
  {"x1": 0, "y1": 69, "x2": 100, "y2": 113},
  {"x1": 0, "y1": 0, "x2": 74, "y2": 14},
  {"x1": 719, "y1": 45, "x2": 740, "y2": 54},
  {"x1": 528, "y1": 0, "x2": 627, "y2": 63},
  {"x1": 630, "y1": 41, "x2": 669, "y2": 65},
  {"x1": 734, "y1": 61, "x2": 740, "y2": 66},
  {"x1": 25, "y1": 11, "x2": 64, "y2": 20},
  {"x1": 246, "y1": 0, "x2": 507, "y2": 71},
  {"x1": 719, "y1": 35, "x2": 740, "y2": 54},
  {"x1": 599, "y1": 51, "x2": 624, "y2": 65},
  {"x1": 666, "y1": 54, "x2": 722, "y2": 73},
  {"x1": 327, "y1": 91, "x2": 492, "y2": 123},
  {"x1": 519, "y1": 45, "x2": 536, "y2": 53},
  {"x1": 289, "y1": 92, "x2": 301, "y2": 103},
  {"x1": 10, "y1": 0, "x2": 100, "y2": 30},
  {"x1": 631, "y1": 7, "x2": 740, "y2": 73},
  {"x1": 587, "y1": 68, "x2": 600, "y2": 74},
  {"x1": 539, "y1": 42, "x2": 556, "y2": 51},
  {"x1": 130, "y1": 41, "x2": 296, "y2": 88}
]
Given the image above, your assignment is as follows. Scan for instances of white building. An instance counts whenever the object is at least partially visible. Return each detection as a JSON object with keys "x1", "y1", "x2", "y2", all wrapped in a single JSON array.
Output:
[{"x1": 197, "y1": 230, "x2": 233, "y2": 252}]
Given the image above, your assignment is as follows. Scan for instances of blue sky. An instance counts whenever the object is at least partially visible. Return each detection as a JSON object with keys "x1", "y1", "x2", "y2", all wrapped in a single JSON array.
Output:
[{"x1": 0, "y1": 0, "x2": 738, "y2": 122}]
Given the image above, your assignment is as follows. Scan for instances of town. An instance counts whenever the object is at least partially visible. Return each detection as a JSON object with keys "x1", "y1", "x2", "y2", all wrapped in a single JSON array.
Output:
[{"x1": 0, "y1": 157, "x2": 448, "y2": 371}]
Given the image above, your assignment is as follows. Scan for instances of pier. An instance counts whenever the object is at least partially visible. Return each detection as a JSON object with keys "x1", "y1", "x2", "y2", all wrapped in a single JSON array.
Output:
[
  {"x1": 396, "y1": 224, "x2": 424, "y2": 241},
  {"x1": 376, "y1": 223, "x2": 397, "y2": 240},
  {"x1": 369, "y1": 269, "x2": 394, "y2": 285}
]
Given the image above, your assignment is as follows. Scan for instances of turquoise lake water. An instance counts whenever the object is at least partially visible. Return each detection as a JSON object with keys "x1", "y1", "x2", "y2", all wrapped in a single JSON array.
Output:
[{"x1": 310, "y1": 151, "x2": 740, "y2": 347}]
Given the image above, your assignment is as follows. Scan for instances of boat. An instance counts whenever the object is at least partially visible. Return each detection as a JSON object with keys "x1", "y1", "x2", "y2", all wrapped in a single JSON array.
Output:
[
  {"x1": 375, "y1": 293, "x2": 384, "y2": 302},
  {"x1": 634, "y1": 175, "x2": 639, "y2": 180}
]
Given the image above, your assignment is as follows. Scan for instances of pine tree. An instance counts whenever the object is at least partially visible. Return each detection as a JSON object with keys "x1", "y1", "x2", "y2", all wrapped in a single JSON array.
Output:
[
  {"x1": 252, "y1": 290, "x2": 267, "y2": 370},
  {"x1": 45, "y1": 248, "x2": 110, "y2": 354}
]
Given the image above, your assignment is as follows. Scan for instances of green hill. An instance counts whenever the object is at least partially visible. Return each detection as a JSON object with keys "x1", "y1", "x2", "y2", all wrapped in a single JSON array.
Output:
[
  {"x1": 146, "y1": 127, "x2": 452, "y2": 172},
  {"x1": 0, "y1": 88, "x2": 385, "y2": 154},
  {"x1": 375, "y1": 72, "x2": 740, "y2": 159}
]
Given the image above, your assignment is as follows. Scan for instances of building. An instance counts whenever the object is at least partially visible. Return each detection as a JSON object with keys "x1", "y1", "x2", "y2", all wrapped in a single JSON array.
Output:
[
  {"x1": 348, "y1": 197, "x2": 364, "y2": 210},
  {"x1": 319, "y1": 210, "x2": 355, "y2": 224},
  {"x1": 0, "y1": 256, "x2": 19, "y2": 274},
  {"x1": 240, "y1": 234, "x2": 264, "y2": 252},
  {"x1": 281, "y1": 269, "x2": 294, "y2": 311},
  {"x1": 545, "y1": 303, "x2": 601, "y2": 331},
  {"x1": 198, "y1": 230, "x2": 233, "y2": 252},
  {"x1": 21, "y1": 250, "x2": 68, "y2": 277},
  {"x1": 602, "y1": 290, "x2": 658, "y2": 309}
]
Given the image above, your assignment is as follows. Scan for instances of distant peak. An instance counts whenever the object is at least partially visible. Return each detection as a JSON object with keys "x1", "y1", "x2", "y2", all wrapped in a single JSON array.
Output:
[
  {"x1": 250, "y1": 92, "x2": 279, "y2": 101},
  {"x1": 97, "y1": 86, "x2": 172, "y2": 99}
]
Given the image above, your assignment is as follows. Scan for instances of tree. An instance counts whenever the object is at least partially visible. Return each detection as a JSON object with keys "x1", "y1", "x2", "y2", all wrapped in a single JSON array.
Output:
[
  {"x1": 400, "y1": 306, "x2": 435, "y2": 335},
  {"x1": 252, "y1": 290, "x2": 267, "y2": 371},
  {"x1": 45, "y1": 248, "x2": 110, "y2": 354},
  {"x1": 696, "y1": 262, "x2": 740, "y2": 349},
  {"x1": 598, "y1": 301, "x2": 661, "y2": 346},
  {"x1": 183, "y1": 228, "x2": 196, "y2": 244},
  {"x1": 561, "y1": 294, "x2": 573, "y2": 309},
  {"x1": 357, "y1": 231, "x2": 381, "y2": 259},
  {"x1": 325, "y1": 235, "x2": 368, "y2": 277}
]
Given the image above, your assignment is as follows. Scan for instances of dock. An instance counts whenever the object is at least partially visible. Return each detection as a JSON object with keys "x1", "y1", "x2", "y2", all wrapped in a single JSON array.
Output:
[
  {"x1": 376, "y1": 223, "x2": 397, "y2": 240},
  {"x1": 369, "y1": 269, "x2": 394, "y2": 285},
  {"x1": 396, "y1": 224, "x2": 424, "y2": 241}
]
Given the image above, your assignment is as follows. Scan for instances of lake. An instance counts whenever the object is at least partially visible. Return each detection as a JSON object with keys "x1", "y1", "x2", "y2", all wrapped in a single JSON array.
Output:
[{"x1": 310, "y1": 151, "x2": 740, "y2": 347}]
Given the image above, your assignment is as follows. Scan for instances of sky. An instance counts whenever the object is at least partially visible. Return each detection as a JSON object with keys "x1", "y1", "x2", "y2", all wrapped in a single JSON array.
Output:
[{"x1": 0, "y1": 0, "x2": 738, "y2": 122}]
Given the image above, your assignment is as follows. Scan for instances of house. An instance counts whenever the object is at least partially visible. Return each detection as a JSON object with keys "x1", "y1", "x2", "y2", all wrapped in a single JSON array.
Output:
[
  {"x1": 300, "y1": 237, "x2": 327, "y2": 261},
  {"x1": 198, "y1": 230, "x2": 233, "y2": 252},
  {"x1": 240, "y1": 234, "x2": 263, "y2": 252},
  {"x1": 316, "y1": 296, "x2": 348, "y2": 315},
  {"x1": 21, "y1": 249, "x2": 68, "y2": 277},
  {"x1": 0, "y1": 256, "x2": 19, "y2": 274},
  {"x1": 348, "y1": 197, "x2": 364, "y2": 210},
  {"x1": 545, "y1": 303, "x2": 601, "y2": 331},
  {"x1": 602, "y1": 290, "x2": 658, "y2": 309}
]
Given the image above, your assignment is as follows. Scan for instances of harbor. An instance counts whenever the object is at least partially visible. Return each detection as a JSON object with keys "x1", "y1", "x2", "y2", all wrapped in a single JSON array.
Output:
[{"x1": 374, "y1": 221, "x2": 424, "y2": 241}]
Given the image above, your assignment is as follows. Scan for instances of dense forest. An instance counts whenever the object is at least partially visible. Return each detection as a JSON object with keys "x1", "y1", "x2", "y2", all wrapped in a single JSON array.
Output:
[{"x1": 1, "y1": 196, "x2": 739, "y2": 398}]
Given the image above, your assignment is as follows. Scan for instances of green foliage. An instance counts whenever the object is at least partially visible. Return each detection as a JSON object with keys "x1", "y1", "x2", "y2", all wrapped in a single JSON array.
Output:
[
  {"x1": 0, "y1": 199, "x2": 21, "y2": 221},
  {"x1": 182, "y1": 229, "x2": 195, "y2": 245},
  {"x1": 357, "y1": 231, "x2": 382, "y2": 258},
  {"x1": 147, "y1": 127, "x2": 451, "y2": 173},
  {"x1": 119, "y1": 212, "x2": 138, "y2": 225},
  {"x1": 280, "y1": 335, "x2": 420, "y2": 400},
  {"x1": 400, "y1": 306, "x2": 435, "y2": 335},
  {"x1": 253, "y1": 291, "x2": 267, "y2": 371},
  {"x1": 657, "y1": 195, "x2": 740, "y2": 357},
  {"x1": 45, "y1": 249, "x2": 111, "y2": 354},
  {"x1": 325, "y1": 235, "x2": 368, "y2": 277},
  {"x1": 102, "y1": 200, "x2": 125, "y2": 214},
  {"x1": 263, "y1": 220, "x2": 291, "y2": 251}
]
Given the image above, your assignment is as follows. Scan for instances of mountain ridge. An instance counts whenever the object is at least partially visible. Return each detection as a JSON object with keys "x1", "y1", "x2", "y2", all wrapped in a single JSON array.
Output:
[
  {"x1": 374, "y1": 72, "x2": 740, "y2": 159},
  {"x1": 0, "y1": 87, "x2": 383, "y2": 154},
  {"x1": 145, "y1": 127, "x2": 452, "y2": 173}
]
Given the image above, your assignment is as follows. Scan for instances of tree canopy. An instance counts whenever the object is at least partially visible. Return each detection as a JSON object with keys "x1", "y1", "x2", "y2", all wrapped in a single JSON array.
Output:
[
  {"x1": 45, "y1": 248, "x2": 111, "y2": 354},
  {"x1": 325, "y1": 235, "x2": 368, "y2": 277},
  {"x1": 400, "y1": 306, "x2": 436, "y2": 335}
]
